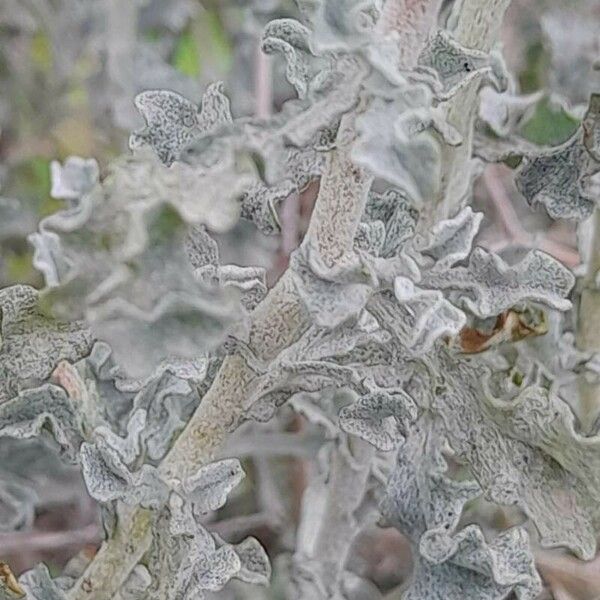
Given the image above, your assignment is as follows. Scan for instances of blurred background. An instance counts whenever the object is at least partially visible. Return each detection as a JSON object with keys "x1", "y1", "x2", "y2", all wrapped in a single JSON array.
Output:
[{"x1": 0, "y1": 0, "x2": 599, "y2": 598}]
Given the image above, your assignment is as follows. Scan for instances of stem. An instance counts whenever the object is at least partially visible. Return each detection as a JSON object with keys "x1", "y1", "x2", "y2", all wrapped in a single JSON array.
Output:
[
  {"x1": 291, "y1": 436, "x2": 375, "y2": 599},
  {"x1": 66, "y1": 1, "x2": 444, "y2": 596},
  {"x1": 67, "y1": 114, "x2": 372, "y2": 600},
  {"x1": 436, "y1": 0, "x2": 513, "y2": 220},
  {"x1": 377, "y1": 0, "x2": 444, "y2": 68},
  {"x1": 577, "y1": 208, "x2": 600, "y2": 432}
]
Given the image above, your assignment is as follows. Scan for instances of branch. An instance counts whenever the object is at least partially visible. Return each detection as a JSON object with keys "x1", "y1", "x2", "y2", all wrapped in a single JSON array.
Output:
[
  {"x1": 290, "y1": 436, "x2": 375, "y2": 599},
  {"x1": 67, "y1": 111, "x2": 371, "y2": 600},
  {"x1": 577, "y1": 207, "x2": 600, "y2": 432},
  {"x1": 436, "y1": 0, "x2": 513, "y2": 220}
]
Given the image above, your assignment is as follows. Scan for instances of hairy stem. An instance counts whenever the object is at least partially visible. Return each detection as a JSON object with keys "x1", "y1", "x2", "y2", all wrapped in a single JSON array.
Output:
[
  {"x1": 291, "y1": 436, "x2": 375, "y2": 599},
  {"x1": 377, "y1": 0, "x2": 444, "y2": 68},
  {"x1": 577, "y1": 208, "x2": 600, "y2": 432},
  {"x1": 66, "y1": 2, "x2": 445, "y2": 597},
  {"x1": 67, "y1": 112, "x2": 371, "y2": 600},
  {"x1": 436, "y1": 0, "x2": 512, "y2": 220}
]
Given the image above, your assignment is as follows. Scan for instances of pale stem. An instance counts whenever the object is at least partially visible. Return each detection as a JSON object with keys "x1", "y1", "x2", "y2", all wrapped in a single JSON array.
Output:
[
  {"x1": 436, "y1": 0, "x2": 513, "y2": 220},
  {"x1": 577, "y1": 207, "x2": 600, "y2": 432}
]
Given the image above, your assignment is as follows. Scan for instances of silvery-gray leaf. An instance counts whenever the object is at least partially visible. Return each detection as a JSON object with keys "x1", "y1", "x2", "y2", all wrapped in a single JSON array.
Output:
[
  {"x1": 418, "y1": 29, "x2": 506, "y2": 98},
  {"x1": 147, "y1": 502, "x2": 243, "y2": 600},
  {"x1": 179, "y1": 545, "x2": 241, "y2": 595},
  {"x1": 389, "y1": 281, "x2": 466, "y2": 353},
  {"x1": 281, "y1": 55, "x2": 367, "y2": 148},
  {"x1": 364, "y1": 189, "x2": 419, "y2": 257},
  {"x1": 245, "y1": 360, "x2": 360, "y2": 424},
  {"x1": 338, "y1": 389, "x2": 417, "y2": 451},
  {"x1": 80, "y1": 439, "x2": 169, "y2": 509},
  {"x1": 0, "y1": 285, "x2": 93, "y2": 402},
  {"x1": 131, "y1": 372, "x2": 198, "y2": 462},
  {"x1": 354, "y1": 221, "x2": 386, "y2": 254},
  {"x1": 218, "y1": 265, "x2": 268, "y2": 311},
  {"x1": 183, "y1": 458, "x2": 245, "y2": 513},
  {"x1": 33, "y1": 172, "x2": 244, "y2": 377},
  {"x1": 262, "y1": 19, "x2": 313, "y2": 98},
  {"x1": 353, "y1": 91, "x2": 442, "y2": 205},
  {"x1": 406, "y1": 526, "x2": 542, "y2": 600},
  {"x1": 290, "y1": 245, "x2": 376, "y2": 328},
  {"x1": 424, "y1": 248, "x2": 575, "y2": 318},
  {"x1": 50, "y1": 156, "x2": 99, "y2": 201},
  {"x1": 0, "y1": 384, "x2": 84, "y2": 460},
  {"x1": 235, "y1": 131, "x2": 324, "y2": 235},
  {"x1": 130, "y1": 83, "x2": 232, "y2": 166},
  {"x1": 435, "y1": 353, "x2": 600, "y2": 559},
  {"x1": 18, "y1": 564, "x2": 67, "y2": 600},
  {"x1": 382, "y1": 418, "x2": 541, "y2": 600},
  {"x1": 185, "y1": 226, "x2": 219, "y2": 270},
  {"x1": 110, "y1": 152, "x2": 247, "y2": 232},
  {"x1": 516, "y1": 136, "x2": 597, "y2": 221},
  {"x1": 129, "y1": 90, "x2": 199, "y2": 166},
  {"x1": 413, "y1": 207, "x2": 483, "y2": 270},
  {"x1": 87, "y1": 288, "x2": 237, "y2": 380},
  {"x1": 232, "y1": 537, "x2": 271, "y2": 586},
  {"x1": 92, "y1": 408, "x2": 146, "y2": 465},
  {"x1": 239, "y1": 144, "x2": 324, "y2": 236}
]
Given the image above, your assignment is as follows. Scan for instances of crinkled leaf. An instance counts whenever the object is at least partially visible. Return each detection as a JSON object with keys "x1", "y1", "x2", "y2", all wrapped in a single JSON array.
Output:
[
  {"x1": 0, "y1": 285, "x2": 93, "y2": 402},
  {"x1": 424, "y1": 248, "x2": 574, "y2": 318},
  {"x1": 389, "y1": 283, "x2": 467, "y2": 353},
  {"x1": 435, "y1": 353, "x2": 600, "y2": 559},
  {"x1": 232, "y1": 537, "x2": 272, "y2": 586},
  {"x1": 183, "y1": 458, "x2": 245, "y2": 513},
  {"x1": 131, "y1": 371, "x2": 199, "y2": 462},
  {"x1": 413, "y1": 207, "x2": 483, "y2": 271},
  {"x1": 146, "y1": 497, "x2": 245, "y2": 600},
  {"x1": 516, "y1": 137, "x2": 596, "y2": 220},
  {"x1": 290, "y1": 244, "x2": 375, "y2": 328},
  {"x1": 363, "y1": 189, "x2": 419, "y2": 258},
  {"x1": 338, "y1": 389, "x2": 418, "y2": 451},
  {"x1": 80, "y1": 438, "x2": 169, "y2": 509},
  {"x1": 262, "y1": 19, "x2": 314, "y2": 98},
  {"x1": 309, "y1": 0, "x2": 381, "y2": 53},
  {"x1": 418, "y1": 30, "x2": 506, "y2": 98},
  {"x1": 516, "y1": 95, "x2": 600, "y2": 221},
  {"x1": 0, "y1": 384, "x2": 84, "y2": 459},
  {"x1": 31, "y1": 166, "x2": 245, "y2": 377},
  {"x1": 382, "y1": 418, "x2": 542, "y2": 600},
  {"x1": 130, "y1": 83, "x2": 232, "y2": 166}
]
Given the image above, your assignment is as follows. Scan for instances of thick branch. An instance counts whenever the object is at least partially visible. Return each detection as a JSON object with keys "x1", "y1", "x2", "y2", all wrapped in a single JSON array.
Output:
[
  {"x1": 377, "y1": 0, "x2": 444, "y2": 68},
  {"x1": 67, "y1": 113, "x2": 371, "y2": 600},
  {"x1": 577, "y1": 208, "x2": 600, "y2": 432},
  {"x1": 436, "y1": 0, "x2": 512, "y2": 220}
]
